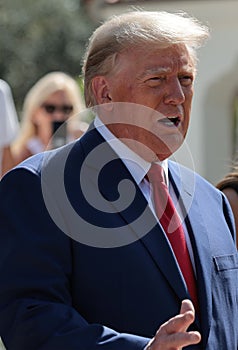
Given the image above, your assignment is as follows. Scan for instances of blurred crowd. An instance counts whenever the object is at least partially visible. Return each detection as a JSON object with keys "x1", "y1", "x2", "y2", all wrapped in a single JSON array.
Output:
[{"x1": 0, "y1": 72, "x2": 88, "y2": 179}]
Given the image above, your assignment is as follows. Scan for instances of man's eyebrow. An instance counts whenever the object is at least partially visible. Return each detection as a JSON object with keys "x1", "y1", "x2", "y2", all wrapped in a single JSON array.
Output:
[
  {"x1": 138, "y1": 67, "x2": 171, "y2": 79},
  {"x1": 179, "y1": 66, "x2": 195, "y2": 74},
  {"x1": 137, "y1": 63, "x2": 195, "y2": 80}
]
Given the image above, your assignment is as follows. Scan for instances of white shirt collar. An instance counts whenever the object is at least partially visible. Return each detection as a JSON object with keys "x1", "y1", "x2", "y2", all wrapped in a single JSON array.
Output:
[{"x1": 94, "y1": 116, "x2": 168, "y2": 185}]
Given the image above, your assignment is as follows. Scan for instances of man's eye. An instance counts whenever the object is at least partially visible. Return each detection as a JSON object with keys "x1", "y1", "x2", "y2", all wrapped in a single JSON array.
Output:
[
  {"x1": 150, "y1": 76, "x2": 164, "y2": 81},
  {"x1": 146, "y1": 76, "x2": 165, "y2": 86},
  {"x1": 179, "y1": 76, "x2": 193, "y2": 86}
]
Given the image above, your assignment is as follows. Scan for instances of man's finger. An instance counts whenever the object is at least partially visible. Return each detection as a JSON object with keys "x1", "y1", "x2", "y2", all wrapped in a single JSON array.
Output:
[
  {"x1": 180, "y1": 299, "x2": 195, "y2": 315},
  {"x1": 148, "y1": 329, "x2": 201, "y2": 350},
  {"x1": 159, "y1": 309, "x2": 195, "y2": 335}
]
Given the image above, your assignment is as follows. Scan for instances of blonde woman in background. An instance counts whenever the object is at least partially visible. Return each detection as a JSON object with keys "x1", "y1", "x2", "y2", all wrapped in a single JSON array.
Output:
[
  {"x1": 0, "y1": 79, "x2": 19, "y2": 178},
  {"x1": 13, "y1": 71, "x2": 88, "y2": 164}
]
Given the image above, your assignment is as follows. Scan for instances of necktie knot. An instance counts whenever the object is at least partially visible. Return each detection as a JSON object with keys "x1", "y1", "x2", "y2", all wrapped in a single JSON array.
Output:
[{"x1": 147, "y1": 163, "x2": 165, "y2": 185}]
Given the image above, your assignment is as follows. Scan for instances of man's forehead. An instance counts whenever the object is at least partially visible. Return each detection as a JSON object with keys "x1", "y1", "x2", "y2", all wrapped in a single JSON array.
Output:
[
  {"x1": 136, "y1": 59, "x2": 195, "y2": 78},
  {"x1": 113, "y1": 44, "x2": 195, "y2": 77},
  {"x1": 123, "y1": 43, "x2": 193, "y2": 62}
]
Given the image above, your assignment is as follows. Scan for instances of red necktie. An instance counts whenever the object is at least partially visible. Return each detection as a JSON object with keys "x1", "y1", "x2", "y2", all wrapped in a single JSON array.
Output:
[{"x1": 147, "y1": 163, "x2": 198, "y2": 311}]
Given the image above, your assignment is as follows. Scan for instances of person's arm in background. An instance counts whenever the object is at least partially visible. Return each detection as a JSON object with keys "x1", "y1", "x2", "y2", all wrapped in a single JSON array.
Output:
[
  {"x1": 221, "y1": 187, "x2": 238, "y2": 248},
  {"x1": 216, "y1": 171, "x2": 238, "y2": 249},
  {"x1": 0, "y1": 79, "x2": 19, "y2": 178},
  {"x1": 1, "y1": 146, "x2": 16, "y2": 178}
]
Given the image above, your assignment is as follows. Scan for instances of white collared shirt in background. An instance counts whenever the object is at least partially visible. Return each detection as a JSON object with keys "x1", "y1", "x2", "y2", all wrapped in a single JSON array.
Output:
[{"x1": 0, "y1": 79, "x2": 19, "y2": 177}]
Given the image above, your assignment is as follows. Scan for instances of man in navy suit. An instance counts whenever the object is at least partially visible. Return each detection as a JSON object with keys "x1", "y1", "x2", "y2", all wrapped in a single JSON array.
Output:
[{"x1": 0, "y1": 10, "x2": 237, "y2": 350}]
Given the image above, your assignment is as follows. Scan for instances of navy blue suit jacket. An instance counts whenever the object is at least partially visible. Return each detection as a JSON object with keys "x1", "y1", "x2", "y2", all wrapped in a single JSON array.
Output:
[{"x1": 0, "y1": 127, "x2": 237, "y2": 349}]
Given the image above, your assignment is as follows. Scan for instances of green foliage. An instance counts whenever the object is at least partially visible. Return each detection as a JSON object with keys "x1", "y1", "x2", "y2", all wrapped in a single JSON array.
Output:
[{"x1": 0, "y1": 0, "x2": 95, "y2": 114}]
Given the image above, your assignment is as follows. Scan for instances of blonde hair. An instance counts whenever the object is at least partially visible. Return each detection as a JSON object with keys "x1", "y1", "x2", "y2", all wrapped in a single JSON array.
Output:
[
  {"x1": 13, "y1": 71, "x2": 85, "y2": 153},
  {"x1": 83, "y1": 10, "x2": 210, "y2": 107}
]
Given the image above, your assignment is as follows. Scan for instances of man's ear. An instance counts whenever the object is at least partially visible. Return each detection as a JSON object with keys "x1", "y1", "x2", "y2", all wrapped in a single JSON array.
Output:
[{"x1": 91, "y1": 76, "x2": 112, "y2": 105}]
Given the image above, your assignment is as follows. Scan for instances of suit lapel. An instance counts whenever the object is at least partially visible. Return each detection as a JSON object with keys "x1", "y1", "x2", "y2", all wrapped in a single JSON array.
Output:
[
  {"x1": 169, "y1": 161, "x2": 212, "y2": 347},
  {"x1": 102, "y1": 160, "x2": 191, "y2": 303}
]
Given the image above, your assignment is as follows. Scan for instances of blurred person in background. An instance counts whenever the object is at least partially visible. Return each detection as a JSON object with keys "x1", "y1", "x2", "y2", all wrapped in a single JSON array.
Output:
[
  {"x1": 12, "y1": 71, "x2": 88, "y2": 164},
  {"x1": 0, "y1": 79, "x2": 19, "y2": 178},
  {"x1": 216, "y1": 167, "x2": 238, "y2": 248}
]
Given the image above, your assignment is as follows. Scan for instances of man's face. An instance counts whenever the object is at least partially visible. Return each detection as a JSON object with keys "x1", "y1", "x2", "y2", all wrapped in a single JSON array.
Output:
[{"x1": 95, "y1": 44, "x2": 195, "y2": 161}]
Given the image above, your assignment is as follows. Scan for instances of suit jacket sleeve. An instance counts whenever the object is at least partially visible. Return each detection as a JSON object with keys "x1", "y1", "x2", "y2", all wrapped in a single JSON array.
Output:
[{"x1": 0, "y1": 167, "x2": 149, "y2": 350}]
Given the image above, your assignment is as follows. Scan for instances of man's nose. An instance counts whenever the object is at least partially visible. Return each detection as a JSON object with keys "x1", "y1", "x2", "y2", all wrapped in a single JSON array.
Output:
[{"x1": 163, "y1": 79, "x2": 185, "y2": 105}]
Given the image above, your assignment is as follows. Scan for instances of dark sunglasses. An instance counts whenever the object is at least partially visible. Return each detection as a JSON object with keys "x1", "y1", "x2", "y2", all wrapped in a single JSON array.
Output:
[{"x1": 42, "y1": 104, "x2": 73, "y2": 115}]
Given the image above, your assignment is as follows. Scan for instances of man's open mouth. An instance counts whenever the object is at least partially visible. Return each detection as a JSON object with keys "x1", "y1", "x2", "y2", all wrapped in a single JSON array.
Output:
[{"x1": 159, "y1": 116, "x2": 181, "y2": 127}]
